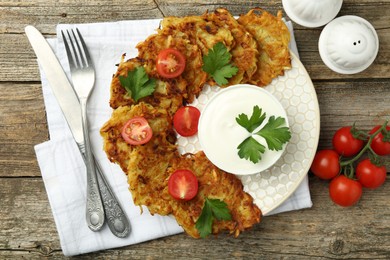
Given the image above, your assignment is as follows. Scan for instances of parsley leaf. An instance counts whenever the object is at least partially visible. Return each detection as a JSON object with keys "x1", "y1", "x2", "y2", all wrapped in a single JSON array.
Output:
[
  {"x1": 202, "y1": 42, "x2": 238, "y2": 86},
  {"x1": 237, "y1": 137, "x2": 266, "y2": 163},
  {"x1": 195, "y1": 198, "x2": 232, "y2": 238},
  {"x1": 119, "y1": 66, "x2": 156, "y2": 102},
  {"x1": 236, "y1": 105, "x2": 266, "y2": 133},
  {"x1": 236, "y1": 106, "x2": 291, "y2": 164},
  {"x1": 255, "y1": 116, "x2": 291, "y2": 151}
]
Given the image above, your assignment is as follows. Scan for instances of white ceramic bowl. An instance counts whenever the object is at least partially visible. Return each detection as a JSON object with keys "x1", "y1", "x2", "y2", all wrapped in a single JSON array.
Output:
[
  {"x1": 318, "y1": 15, "x2": 379, "y2": 74},
  {"x1": 282, "y1": 0, "x2": 343, "y2": 28},
  {"x1": 198, "y1": 84, "x2": 289, "y2": 175}
]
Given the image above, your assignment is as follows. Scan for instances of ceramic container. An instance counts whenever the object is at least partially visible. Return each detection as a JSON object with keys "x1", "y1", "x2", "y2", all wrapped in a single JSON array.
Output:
[
  {"x1": 198, "y1": 84, "x2": 289, "y2": 175},
  {"x1": 282, "y1": 0, "x2": 343, "y2": 28},
  {"x1": 318, "y1": 15, "x2": 379, "y2": 74}
]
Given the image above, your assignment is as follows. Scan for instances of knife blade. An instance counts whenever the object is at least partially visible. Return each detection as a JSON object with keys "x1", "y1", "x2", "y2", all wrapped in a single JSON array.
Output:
[{"x1": 25, "y1": 25, "x2": 130, "y2": 238}]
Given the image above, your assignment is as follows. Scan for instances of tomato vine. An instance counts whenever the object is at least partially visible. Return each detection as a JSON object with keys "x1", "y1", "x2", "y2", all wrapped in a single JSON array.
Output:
[
  {"x1": 310, "y1": 120, "x2": 389, "y2": 207},
  {"x1": 339, "y1": 121, "x2": 388, "y2": 176}
]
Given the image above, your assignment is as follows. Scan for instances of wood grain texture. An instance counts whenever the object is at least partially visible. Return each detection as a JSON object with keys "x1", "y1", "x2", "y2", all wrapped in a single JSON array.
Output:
[
  {"x1": 0, "y1": 0, "x2": 389, "y2": 258},
  {"x1": 0, "y1": 176, "x2": 389, "y2": 258},
  {"x1": 0, "y1": 83, "x2": 48, "y2": 177},
  {"x1": 0, "y1": 1, "x2": 389, "y2": 81}
]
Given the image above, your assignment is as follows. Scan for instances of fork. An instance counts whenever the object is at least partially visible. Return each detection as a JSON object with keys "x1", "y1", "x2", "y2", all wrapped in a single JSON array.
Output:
[
  {"x1": 62, "y1": 28, "x2": 130, "y2": 237},
  {"x1": 62, "y1": 28, "x2": 104, "y2": 231}
]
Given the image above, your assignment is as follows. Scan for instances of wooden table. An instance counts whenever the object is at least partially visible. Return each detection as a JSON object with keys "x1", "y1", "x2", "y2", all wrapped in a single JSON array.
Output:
[{"x1": 1, "y1": 0, "x2": 389, "y2": 258}]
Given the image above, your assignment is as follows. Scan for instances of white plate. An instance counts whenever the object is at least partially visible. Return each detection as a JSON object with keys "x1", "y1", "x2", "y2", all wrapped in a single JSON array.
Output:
[{"x1": 176, "y1": 52, "x2": 320, "y2": 215}]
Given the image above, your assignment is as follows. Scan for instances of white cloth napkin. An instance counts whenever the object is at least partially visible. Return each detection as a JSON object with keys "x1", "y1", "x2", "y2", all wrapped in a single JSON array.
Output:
[{"x1": 34, "y1": 19, "x2": 312, "y2": 256}]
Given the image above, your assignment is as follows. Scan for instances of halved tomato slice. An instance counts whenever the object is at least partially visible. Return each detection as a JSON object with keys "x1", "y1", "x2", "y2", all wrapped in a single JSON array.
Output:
[
  {"x1": 173, "y1": 106, "x2": 200, "y2": 137},
  {"x1": 121, "y1": 116, "x2": 153, "y2": 145},
  {"x1": 156, "y1": 48, "x2": 186, "y2": 78},
  {"x1": 168, "y1": 169, "x2": 198, "y2": 201}
]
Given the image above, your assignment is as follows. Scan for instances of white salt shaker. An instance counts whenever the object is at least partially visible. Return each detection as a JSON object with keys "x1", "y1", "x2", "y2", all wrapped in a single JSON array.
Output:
[{"x1": 318, "y1": 15, "x2": 379, "y2": 74}]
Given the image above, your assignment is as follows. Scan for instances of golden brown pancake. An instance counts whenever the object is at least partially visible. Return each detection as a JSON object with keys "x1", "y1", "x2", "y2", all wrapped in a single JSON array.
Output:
[
  {"x1": 108, "y1": 56, "x2": 185, "y2": 116},
  {"x1": 203, "y1": 8, "x2": 259, "y2": 85},
  {"x1": 100, "y1": 103, "x2": 177, "y2": 173},
  {"x1": 136, "y1": 29, "x2": 207, "y2": 103},
  {"x1": 127, "y1": 141, "x2": 261, "y2": 238},
  {"x1": 237, "y1": 8, "x2": 291, "y2": 86},
  {"x1": 160, "y1": 10, "x2": 238, "y2": 87}
]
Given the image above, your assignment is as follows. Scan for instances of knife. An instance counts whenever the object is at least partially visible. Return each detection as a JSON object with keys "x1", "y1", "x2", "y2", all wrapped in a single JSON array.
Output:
[{"x1": 25, "y1": 25, "x2": 130, "y2": 238}]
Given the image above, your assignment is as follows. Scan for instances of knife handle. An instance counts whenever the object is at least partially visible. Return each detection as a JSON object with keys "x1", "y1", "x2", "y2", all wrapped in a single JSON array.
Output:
[{"x1": 95, "y1": 159, "x2": 131, "y2": 238}]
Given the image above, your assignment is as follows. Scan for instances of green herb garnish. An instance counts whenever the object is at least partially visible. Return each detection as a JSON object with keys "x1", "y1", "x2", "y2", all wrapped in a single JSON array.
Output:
[
  {"x1": 202, "y1": 42, "x2": 238, "y2": 86},
  {"x1": 119, "y1": 66, "x2": 156, "y2": 102},
  {"x1": 257, "y1": 115, "x2": 292, "y2": 151},
  {"x1": 237, "y1": 136, "x2": 266, "y2": 164},
  {"x1": 195, "y1": 198, "x2": 232, "y2": 238},
  {"x1": 236, "y1": 105, "x2": 291, "y2": 164},
  {"x1": 236, "y1": 105, "x2": 266, "y2": 133}
]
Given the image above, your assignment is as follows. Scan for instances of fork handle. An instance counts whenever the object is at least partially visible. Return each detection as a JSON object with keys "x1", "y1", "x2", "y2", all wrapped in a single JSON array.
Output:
[{"x1": 80, "y1": 98, "x2": 105, "y2": 231}]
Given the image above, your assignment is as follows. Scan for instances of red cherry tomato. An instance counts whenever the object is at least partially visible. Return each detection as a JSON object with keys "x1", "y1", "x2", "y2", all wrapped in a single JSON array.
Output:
[
  {"x1": 121, "y1": 116, "x2": 153, "y2": 145},
  {"x1": 332, "y1": 126, "x2": 364, "y2": 157},
  {"x1": 168, "y1": 169, "x2": 198, "y2": 201},
  {"x1": 310, "y1": 150, "x2": 340, "y2": 180},
  {"x1": 369, "y1": 125, "x2": 390, "y2": 156},
  {"x1": 173, "y1": 106, "x2": 201, "y2": 137},
  {"x1": 156, "y1": 48, "x2": 186, "y2": 78},
  {"x1": 329, "y1": 175, "x2": 362, "y2": 207},
  {"x1": 356, "y1": 158, "x2": 387, "y2": 189}
]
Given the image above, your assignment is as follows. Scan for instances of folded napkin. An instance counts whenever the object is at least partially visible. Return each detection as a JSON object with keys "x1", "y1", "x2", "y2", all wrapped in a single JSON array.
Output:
[{"x1": 34, "y1": 19, "x2": 312, "y2": 256}]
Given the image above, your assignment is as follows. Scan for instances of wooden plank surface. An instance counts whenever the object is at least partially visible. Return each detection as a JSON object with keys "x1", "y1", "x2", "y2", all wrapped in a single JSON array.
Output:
[
  {"x1": 1, "y1": 177, "x2": 389, "y2": 258},
  {"x1": 0, "y1": 0, "x2": 389, "y2": 258},
  {"x1": 1, "y1": 1, "x2": 390, "y2": 82}
]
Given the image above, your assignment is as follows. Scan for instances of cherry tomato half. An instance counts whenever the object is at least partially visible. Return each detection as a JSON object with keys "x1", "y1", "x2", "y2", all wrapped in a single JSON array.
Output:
[
  {"x1": 356, "y1": 158, "x2": 387, "y2": 189},
  {"x1": 173, "y1": 106, "x2": 201, "y2": 137},
  {"x1": 121, "y1": 116, "x2": 153, "y2": 145},
  {"x1": 329, "y1": 175, "x2": 362, "y2": 207},
  {"x1": 369, "y1": 125, "x2": 390, "y2": 156},
  {"x1": 168, "y1": 169, "x2": 198, "y2": 201},
  {"x1": 332, "y1": 126, "x2": 364, "y2": 157},
  {"x1": 310, "y1": 150, "x2": 340, "y2": 180},
  {"x1": 156, "y1": 48, "x2": 186, "y2": 78}
]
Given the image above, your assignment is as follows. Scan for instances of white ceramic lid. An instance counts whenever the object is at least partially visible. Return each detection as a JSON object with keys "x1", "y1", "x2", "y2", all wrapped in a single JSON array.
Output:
[
  {"x1": 282, "y1": 0, "x2": 343, "y2": 28},
  {"x1": 318, "y1": 15, "x2": 379, "y2": 74}
]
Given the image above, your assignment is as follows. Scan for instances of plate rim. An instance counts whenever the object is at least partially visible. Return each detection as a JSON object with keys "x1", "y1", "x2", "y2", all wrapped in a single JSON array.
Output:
[{"x1": 259, "y1": 51, "x2": 320, "y2": 214}]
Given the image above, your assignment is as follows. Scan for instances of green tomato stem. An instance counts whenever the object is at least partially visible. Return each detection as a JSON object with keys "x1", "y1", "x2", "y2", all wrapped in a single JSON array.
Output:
[{"x1": 339, "y1": 121, "x2": 388, "y2": 171}]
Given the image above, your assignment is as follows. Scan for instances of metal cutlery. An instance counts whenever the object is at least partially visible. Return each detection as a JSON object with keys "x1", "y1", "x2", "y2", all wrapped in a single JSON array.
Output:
[
  {"x1": 61, "y1": 28, "x2": 105, "y2": 232},
  {"x1": 25, "y1": 25, "x2": 130, "y2": 237}
]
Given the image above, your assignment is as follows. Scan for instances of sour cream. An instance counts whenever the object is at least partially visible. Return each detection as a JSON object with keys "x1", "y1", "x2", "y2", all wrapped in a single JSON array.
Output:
[{"x1": 198, "y1": 84, "x2": 289, "y2": 175}]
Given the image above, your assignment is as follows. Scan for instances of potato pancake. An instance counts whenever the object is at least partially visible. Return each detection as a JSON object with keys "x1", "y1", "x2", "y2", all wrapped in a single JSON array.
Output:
[
  {"x1": 161, "y1": 13, "x2": 235, "y2": 56},
  {"x1": 160, "y1": 10, "x2": 237, "y2": 87},
  {"x1": 204, "y1": 8, "x2": 258, "y2": 85},
  {"x1": 100, "y1": 103, "x2": 176, "y2": 172},
  {"x1": 237, "y1": 8, "x2": 291, "y2": 86},
  {"x1": 136, "y1": 29, "x2": 207, "y2": 103},
  {"x1": 109, "y1": 56, "x2": 185, "y2": 115},
  {"x1": 167, "y1": 152, "x2": 261, "y2": 238},
  {"x1": 127, "y1": 144, "x2": 261, "y2": 238}
]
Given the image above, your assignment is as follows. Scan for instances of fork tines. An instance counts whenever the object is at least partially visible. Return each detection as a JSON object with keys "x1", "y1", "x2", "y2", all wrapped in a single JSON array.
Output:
[{"x1": 61, "y1": 28, "x2": 91, "y2": 69}]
